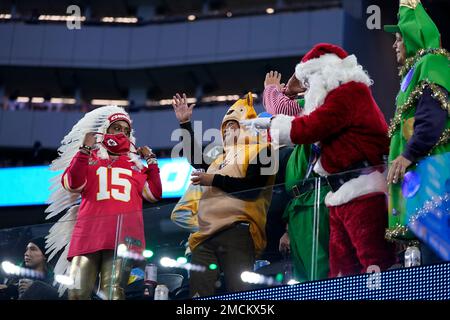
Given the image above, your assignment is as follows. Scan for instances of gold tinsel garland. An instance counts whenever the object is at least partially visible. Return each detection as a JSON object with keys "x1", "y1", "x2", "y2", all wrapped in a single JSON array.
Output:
[
  {"x1": 388, "y1": 81, "x2": 450, "y2": 138},
  {"x1": 385, "y1": 224, "x2": 410, "y2": 241},
  {"x1": 386, "y1": 194, "x2": 450, "y2": 243},
  {"x1": 399, "y1": 48, "x2": 450, "y2": 78},
  {"x1": 430, "y1": 129, "x2": 450, "y2": 153},
  {"x1": 385, "y1": 225, "x2": 420, "y2": 246}
]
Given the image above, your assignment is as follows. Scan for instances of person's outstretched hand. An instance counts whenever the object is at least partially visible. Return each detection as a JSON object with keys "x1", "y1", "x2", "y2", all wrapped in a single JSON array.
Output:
[{"x1": 172, "y1": 93, "x2": 195, "y2": 124}]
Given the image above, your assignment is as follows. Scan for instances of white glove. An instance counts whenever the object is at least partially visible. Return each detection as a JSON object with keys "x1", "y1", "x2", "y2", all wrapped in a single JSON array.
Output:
[{"x1": 240, "y1": 118, "x2": 271, "y2": 131}]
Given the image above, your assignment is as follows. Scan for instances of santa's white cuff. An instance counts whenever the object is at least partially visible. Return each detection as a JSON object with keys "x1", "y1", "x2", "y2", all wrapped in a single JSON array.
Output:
[{"x1": 270, "y1": 115, "x2": 295, "y2": 146}]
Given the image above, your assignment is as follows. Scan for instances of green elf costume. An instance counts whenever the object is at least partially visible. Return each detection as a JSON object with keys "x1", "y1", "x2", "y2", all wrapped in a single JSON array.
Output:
[
  {"x1": 384, "y1": 0, "x2": 450, "y2": 242},
  {"x1": 262, "y1": 86, "x2": 330, "y2": 281},
  {"x1": 283, "y1": 142, "x2": 331, "y2": 281}
]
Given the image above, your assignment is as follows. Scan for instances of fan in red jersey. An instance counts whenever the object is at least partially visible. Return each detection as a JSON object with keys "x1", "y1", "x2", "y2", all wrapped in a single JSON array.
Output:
[{"x1": 44, "y1": 106, "x2": 162, "y2": 300}]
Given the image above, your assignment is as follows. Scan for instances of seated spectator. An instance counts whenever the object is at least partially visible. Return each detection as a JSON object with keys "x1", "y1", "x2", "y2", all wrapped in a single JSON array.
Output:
[{"x1": 0, "y1": 237, "x2": 60, "y2": 300}]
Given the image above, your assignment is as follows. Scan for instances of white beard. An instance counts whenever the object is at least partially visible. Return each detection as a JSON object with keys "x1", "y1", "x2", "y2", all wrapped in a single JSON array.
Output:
[
  {"x1": 303, "y1": 74, "x2": 330, "y2": 115},
  {"x1": 297, "y1": 54, "x2": 373, "y2": 115}
]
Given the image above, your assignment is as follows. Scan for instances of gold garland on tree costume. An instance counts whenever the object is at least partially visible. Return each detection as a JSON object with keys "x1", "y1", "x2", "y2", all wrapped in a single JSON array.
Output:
[
  {"x1": 398, "y1": 48, "x2": 449, "y2": 78},
  {"x1": 389, "y1": 48, "x2": 450, "y2": 139},
  {"x1": 388, "y1": 80, "x2": 450, "y2": 138}
]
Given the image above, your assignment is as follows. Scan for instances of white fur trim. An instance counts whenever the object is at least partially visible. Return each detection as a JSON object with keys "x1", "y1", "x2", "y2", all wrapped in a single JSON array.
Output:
[
  {"x1": 325, "y1": 171, "x2": 387, "y2": 207},
  {"x1": 295, "y1": 54, "x2": 373, "y2": 115},
  {"x1": 270, "y1": 115, "x2": 295, "y2": 146},
  {"x1": 313, "y1": 158, "x2": 330, "y2": 176},
  {"x1": 295, "y1": 54, "x2": 342, "y2": 81}
]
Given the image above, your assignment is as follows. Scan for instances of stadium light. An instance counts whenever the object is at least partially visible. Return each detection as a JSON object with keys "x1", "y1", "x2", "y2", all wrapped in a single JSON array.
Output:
[
  {"x1": 31, "y1": 97, "x2": 44, "y2": 103},
  {"x1": 38, "y1": 15, "x2": 86, "y2": 22},
  {"x1": 101, "y1": 17, "x2": 138, "y2": 24},
  {"x1": 91, "y1": 99, "x2": 129, "y2": 106}
]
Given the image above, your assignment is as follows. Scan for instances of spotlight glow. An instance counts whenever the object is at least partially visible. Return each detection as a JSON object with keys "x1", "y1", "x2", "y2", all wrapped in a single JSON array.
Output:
[
  {"x1": 177, "y1": 257, "x2": 188, "y2": 264},
  {"x1": 160, "y1": 257, "x2": 177, "y2": 268},
  {"x1": 117, "y1": 244, "x2": 127, "y2": 255},
  {"x1": 241, "y1": 271, "x2": 281, "y2": 286},
  {"x1": 241, "y1": 271, "x2": 263, "y2": 284},
  {"x1": 1, "y1": 261, "x2": 19, "y2": 275},
  {"x1": 209, "y1": 263, "x2": 218, "y2": 270},
  {"x1": 143, "y1": 250, "x2": 154, "y2": 258}
]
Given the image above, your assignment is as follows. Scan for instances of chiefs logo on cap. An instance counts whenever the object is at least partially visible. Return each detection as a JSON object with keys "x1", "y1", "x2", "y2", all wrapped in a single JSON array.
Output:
[{"x1": 108, "y1": 113, "x2": 130, "y2": 125}]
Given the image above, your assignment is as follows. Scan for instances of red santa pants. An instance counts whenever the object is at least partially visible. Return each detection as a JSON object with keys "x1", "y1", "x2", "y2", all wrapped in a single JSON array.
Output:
[{"x1": 328, "y1": 193, "x2": 395, "y2": 278}]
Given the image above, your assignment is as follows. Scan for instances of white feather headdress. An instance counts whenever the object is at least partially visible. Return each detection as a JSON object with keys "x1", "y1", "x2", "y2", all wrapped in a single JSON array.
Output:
[{"x1": 44, "y1": 105, "x2": 138, "y2": 295}]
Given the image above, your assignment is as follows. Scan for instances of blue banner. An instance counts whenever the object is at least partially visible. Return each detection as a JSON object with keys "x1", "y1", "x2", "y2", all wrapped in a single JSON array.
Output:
[{"x1": 0, "y1": 158, "x2": 193, "y2": 207}]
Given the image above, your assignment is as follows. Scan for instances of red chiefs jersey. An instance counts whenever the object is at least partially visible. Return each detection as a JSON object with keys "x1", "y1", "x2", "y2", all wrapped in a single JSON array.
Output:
[{"x1": 62, "y1": 150, "x2": 162, "y2": 259}]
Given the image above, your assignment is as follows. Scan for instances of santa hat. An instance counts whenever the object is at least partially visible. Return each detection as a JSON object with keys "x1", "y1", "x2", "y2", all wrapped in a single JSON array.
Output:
[
  {"x1": 302, "y1": 43, "x2": 348, "y2": 62},
  {"x1": 295, "y1": 43, "x2": 372, "y2": 88},
  {"x1": 295, "y1": 43, "x2": 350, "y2": 81}
]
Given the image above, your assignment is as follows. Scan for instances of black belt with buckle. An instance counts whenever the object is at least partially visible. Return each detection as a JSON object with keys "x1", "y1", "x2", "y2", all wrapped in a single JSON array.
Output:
[
  {"x1": 290, "y1": 177, "x2": 328, "y2": 198},
  {"x1": 290, "y1": 161, "x2": 374, "y2": 198}
]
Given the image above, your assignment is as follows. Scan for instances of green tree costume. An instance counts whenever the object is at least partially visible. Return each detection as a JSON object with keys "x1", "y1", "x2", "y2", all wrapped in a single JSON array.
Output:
[
  {"x1": 282, "y1": 99, "x2": 330, "y2": 281},
  {"x1": 384, "y1": 0, "x2": 450, "y2": 241}
]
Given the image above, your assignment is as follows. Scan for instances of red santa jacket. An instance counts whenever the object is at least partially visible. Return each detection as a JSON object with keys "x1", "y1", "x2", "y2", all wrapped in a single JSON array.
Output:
[{"x1": 271, "y1": 81, "x2": 389, "y2": 206}]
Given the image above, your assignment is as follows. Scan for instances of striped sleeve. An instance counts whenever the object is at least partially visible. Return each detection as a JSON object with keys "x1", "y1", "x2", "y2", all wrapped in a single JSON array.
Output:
[
  {"x1": 61, "y1": 151, "x2": 89, "y2": 193},
  {"x1": 142, "y1": 181, "x2": 159, "y2": 203},
  {"x1": 263, "y1": 85, "x2": 303, "y2": 116},
  {"x1": 62, "y1": 171, "x2": 86, "y2": 193},
  {"x1": 142, "y1": 164, "x2": 162, "y2": 203}
]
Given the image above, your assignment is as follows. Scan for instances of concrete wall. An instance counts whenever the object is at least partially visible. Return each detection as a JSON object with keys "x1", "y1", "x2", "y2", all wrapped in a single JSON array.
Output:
[
  {"x1": 0, "y1": 9, "x2": 343, "y2": 69},
  {"x1": 0, "y1": 103, "x2": 266, "y2": 149}
]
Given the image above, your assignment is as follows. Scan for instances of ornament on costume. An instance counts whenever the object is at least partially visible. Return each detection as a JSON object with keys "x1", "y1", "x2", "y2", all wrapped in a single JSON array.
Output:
[{"x1": 402, "y1": 171, "x2": 421, "y2": 198}]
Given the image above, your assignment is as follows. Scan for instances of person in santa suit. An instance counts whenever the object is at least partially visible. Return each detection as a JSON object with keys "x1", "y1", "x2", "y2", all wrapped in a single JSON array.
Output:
[
  {"x1": 45, "y1": 106, "x2": 162, "y2": 300},
  {"x1": 243, "y1": 43, "x2": 396, "y2": 277}
]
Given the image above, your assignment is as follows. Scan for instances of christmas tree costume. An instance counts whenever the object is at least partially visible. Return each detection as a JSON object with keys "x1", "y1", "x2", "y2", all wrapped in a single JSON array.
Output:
[{"x1": 384, "y1": 0, "x2": 450, "y2": 241}]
